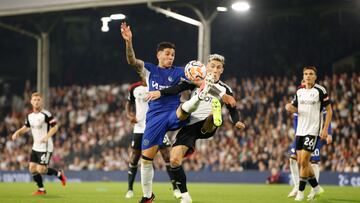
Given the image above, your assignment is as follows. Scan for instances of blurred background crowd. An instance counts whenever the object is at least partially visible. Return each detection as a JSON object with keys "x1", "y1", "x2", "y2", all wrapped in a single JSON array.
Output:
[{"x1": 1, "y1": 72, "x2": 359, "y2": 173}]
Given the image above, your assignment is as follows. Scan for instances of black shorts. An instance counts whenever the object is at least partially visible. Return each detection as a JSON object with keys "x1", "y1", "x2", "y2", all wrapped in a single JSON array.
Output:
[
  {"x1": 295, "y1": 135, "x2": 318, "y2": 153},
  {"x1": 173, "y1": 120, "x2": 217, "y2": 157},
  {"x1": 30, "y1": 150, "x2": 52, "y2": 165},
  {"x1": 131, "y1": 133, "x2": 171, "y2": 150}
]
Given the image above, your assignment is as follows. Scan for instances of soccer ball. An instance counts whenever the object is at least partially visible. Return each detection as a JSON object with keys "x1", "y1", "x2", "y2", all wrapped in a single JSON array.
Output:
[{"x1": 184, "y1": 60, "x2": 206, "y2": 81}]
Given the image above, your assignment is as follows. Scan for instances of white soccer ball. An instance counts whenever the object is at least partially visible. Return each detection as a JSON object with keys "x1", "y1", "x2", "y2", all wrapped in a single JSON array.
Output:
[{"x1": 184, "y1": 60, "x2": 206, "y2": 82}]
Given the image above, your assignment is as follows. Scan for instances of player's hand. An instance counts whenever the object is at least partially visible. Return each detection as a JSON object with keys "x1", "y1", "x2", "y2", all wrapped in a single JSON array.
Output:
[
  {"x1": 120, "y1": 22, "x2": 132, "y2": 42},
  {"x1": 11, "y1": 133, "x2": 18, "y2": 141},
  {"x1": 285, "y1": 103, "x2": 297, "y2": 113},
  {"x1": 326, "y1": 135, "x2": 332, "y2": 144},
  {"x1": 320, "y1": 130, "x2": 328, "y2": 140},
  {"x1": 130, "y1": 116, "x2": 138, "y2": 124},
  {"x1": 235, "y1": 121, "x2": 245, "y2": 130},
  {"x1": 41, "y1": 137, "x2": 49, "y2": 143},
  {"x1": 221, "y1": 94, "x2": 236, "y2": 108},
  {"x1": 146, "y1": 91, "x2": 161, "y2": 101}
]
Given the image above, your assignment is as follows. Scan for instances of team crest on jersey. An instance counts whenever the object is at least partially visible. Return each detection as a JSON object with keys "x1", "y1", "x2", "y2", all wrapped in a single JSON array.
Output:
[
  {"x1": 143, "y1": 139, "x2": 149, "y2": 146},
  {"x1": 168, "y1": 76, "x2": 174, "y2": 82}
]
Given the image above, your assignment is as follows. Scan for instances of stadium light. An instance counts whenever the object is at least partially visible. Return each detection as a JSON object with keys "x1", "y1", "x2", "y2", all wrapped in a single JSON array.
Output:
[
  {"x1": 101, "y1": 14, "x2": 126, "y2": 32},
  {"x1": 101, "y1": 17, "x2": 111, "y2": 32},
  {"x1": 110, "y1": 14, "x2": 126, "y2": 20},
  {"x1": 216, "y1": 7, "x2": 228, "y2": 12},
  {"x1": 231, "y1": 1, "x2": 250, "y2": 12}
]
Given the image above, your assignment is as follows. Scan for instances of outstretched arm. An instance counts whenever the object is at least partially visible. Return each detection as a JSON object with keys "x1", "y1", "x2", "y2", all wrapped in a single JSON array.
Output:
[
  {"x1": 121, "y1": 22, "x2": 144, "y2": 76},
  {"x1": 11, "y1": 126, "x2": 30, "y2": 141},
  {"x1": 147, "y1": 81, "x2": 196, "y2": 101}
]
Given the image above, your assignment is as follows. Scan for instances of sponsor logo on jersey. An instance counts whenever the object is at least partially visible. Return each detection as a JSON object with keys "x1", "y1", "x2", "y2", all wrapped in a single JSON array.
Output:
[{"x1": 299, "y1": 100, "x2": 317, "y2": 105}]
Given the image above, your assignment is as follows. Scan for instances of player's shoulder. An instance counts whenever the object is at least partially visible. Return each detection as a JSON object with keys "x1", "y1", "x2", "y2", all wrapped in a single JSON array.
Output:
[
  {"x1": 128, "y1": 81, "x2": 143, "y2": 91},
  {"x1": 218, "y1": 80, "x2": 233, "y2": 93},
  {"x1": 314, "y1": 83, "x2": 327, "y2": 94},
  {"x1": 41, "y1": 109, "x2": 52, "y2": 117}
]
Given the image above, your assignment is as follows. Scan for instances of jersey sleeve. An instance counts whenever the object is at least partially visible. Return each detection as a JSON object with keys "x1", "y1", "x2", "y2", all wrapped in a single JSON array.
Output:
[
  {"x1": 291, "y1": 93, "x2": 298, "y2": 107},
  {"x1": 44, "y1": 112, "x2": 57, "y2": 127},
  {"x1": 227, "y1": 105, "x2": 240, "y2": 124},
  {"x1": 160, "y1": 81, "x2": 196, "y2": 96},
  {"x1": 127, "y1": 87, "x2": 136, "y2": 104},
  {"x1": 319, "y1": 87, "x2": 330, "y2": 108},
  {"x1": 144, "y1": 62, "x2": 156, "y2": 73},
  {"x1": 24, "y1": 115, "x2": 30, "y2": 128}
]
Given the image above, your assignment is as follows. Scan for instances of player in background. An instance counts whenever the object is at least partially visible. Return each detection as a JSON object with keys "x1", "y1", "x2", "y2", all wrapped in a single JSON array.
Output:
[
  {"x1": 11, "y1": 92, "x2": 66, "y2": 195},
  {"x1": 121, "y1": 22, "x2": 216, "y2": 203},
  {"x1": 285, "y1": 66, "x2": 332, "y2": 201},
  {"x1": 125, "y1": 80, "x2": 181, "y2": 199},
  {"x1": 288, "y1": 81, "x2": 333, "y2": 198},
  {"x1": 147, "y1": 54, "x2": 245, "y2": 203}
]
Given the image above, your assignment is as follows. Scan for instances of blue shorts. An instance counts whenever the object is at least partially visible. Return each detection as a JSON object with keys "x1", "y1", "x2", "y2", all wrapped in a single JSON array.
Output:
[
  {"x1": 142, "y1": 109, "x2": 188, "y2": 150},
  {"x1": 289, "y1": 136, "x2": 326, "y2": 162}
]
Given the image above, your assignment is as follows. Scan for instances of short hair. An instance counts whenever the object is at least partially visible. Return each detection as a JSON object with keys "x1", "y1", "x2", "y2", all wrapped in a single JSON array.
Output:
[
  {"x1": 208, "y1": 54, "x2": 225, "y2": 66},
  {"x1": 156, "y1": 42, "x2": 176, "y2": 52},
  {"x1": 31, "y1": 92, "x2": 42, "y2": 98},
  {"x1": 303, "y1": 66, "x2": 317, "y2": 74}
]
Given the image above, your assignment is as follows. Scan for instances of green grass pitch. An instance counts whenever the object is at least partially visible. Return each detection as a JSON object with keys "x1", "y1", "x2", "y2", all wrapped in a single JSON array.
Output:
[{"x1": 0, "y1": 182, "x2": 359, "y2": 203}]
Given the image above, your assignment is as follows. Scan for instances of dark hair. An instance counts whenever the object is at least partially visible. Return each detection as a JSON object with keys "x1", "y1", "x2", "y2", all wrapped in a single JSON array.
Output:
[
  {"x1": 156, "y1": 42, "x2": 176, "y2": 52},
  {"x1": 303, "y1": 66, "x2": 317, "y2": 74}
]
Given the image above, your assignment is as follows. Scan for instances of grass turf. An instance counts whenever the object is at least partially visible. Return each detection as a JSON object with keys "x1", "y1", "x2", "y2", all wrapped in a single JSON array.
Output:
[{"x1": 0, "y1": 182, "x2": 359, "y2": 203}]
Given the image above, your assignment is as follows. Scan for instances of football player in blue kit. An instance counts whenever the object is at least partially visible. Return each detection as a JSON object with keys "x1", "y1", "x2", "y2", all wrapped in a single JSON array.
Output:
[{"x1": 121, "y1": 22, "x2": 216, "y2": 203}]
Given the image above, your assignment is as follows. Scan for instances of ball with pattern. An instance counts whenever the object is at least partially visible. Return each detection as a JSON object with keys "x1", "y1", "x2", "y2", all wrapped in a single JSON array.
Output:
[{"x1": 184, "y1": 60, "x2": 206, "y2": 81}]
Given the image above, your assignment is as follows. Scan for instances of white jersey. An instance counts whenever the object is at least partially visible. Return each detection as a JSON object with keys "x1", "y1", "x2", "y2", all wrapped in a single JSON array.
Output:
[
  {"x1": 25, "y1": 110, "x2": 57, "y2": 152},
  {"x1": 292, "y1": 83, "x2": 330, "y2": 136},
  {"x1": 188, "y1": 80, "x2": 232, "y2": 125},
  {"x1": 128, "y1": 83, "x2": 148, "y2": 133}
]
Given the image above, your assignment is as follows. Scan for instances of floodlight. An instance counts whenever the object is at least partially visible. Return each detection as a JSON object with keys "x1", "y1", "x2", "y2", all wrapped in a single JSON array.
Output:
[
  {"x1": 231, "y1": 2, "x2": 250, "y2": 12},
  {"x1": 110, "y1": 14, "x2": 126, "y2": 20},
  {"x1": 217, "y1": 7, "x2": 228, "y2": 12}
]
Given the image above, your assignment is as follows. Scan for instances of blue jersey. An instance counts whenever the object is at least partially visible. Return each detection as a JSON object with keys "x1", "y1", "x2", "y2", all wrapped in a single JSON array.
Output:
[
  {"x1": 141, "y1": 62, "x2": 187, "y2": 150},
  {"x1": 143, "y1": 62, "x2": 185, "y2": 116}
]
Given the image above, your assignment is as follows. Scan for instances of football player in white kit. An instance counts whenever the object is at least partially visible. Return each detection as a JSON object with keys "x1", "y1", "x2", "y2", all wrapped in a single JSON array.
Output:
[
  {"x1": 285, "y1": 66, "x2": 332, "y2": 201},
  {"x1": 147, "y1": 54, "x2": 246, "y2": 203},
  {"x1": 11, "y1": 92, "x2": 66, "y2": 195},
  {"x1": 125, "y1": 80, "x2": 181, "y2": 199}
]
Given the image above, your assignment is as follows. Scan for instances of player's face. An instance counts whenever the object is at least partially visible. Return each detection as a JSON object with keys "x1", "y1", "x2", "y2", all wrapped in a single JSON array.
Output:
[
  {"x1": 206, "y1": 60, "x2": 224, "y2": 82},
  {"x1": 303, "y1": 69, "x2": 317, "y2": 85},
  {"x1": 31, "y1": 96, "x2": 43, "y2": 111},
  {"x1": 157, "y1": 48, "x2": 175, "y2": 68}
]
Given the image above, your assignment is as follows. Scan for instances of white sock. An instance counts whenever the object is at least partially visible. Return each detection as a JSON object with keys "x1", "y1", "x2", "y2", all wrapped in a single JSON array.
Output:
[
  {"x1": 181, "y1": 192, "x2": 191, "y2": 199},
  {"x1": 141, "y1": 159, "x2": 154, "y2": 198},
  {"x1": 181, "y1": 95, "x2": 200, "y2": 113},
  {"x1": 289, "y1": 158, "x2": 299, "y2": 188},
  {"x1": 311, "y1": 163, "x2": 320, "y2": 182}
]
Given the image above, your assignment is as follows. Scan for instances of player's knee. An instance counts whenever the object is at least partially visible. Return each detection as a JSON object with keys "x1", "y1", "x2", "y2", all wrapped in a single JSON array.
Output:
[
  {"x1": 299, "y1": 159, "x2": 309, "y2": 168},
  {"x1": 141, "y1": 155, "x2": 153, "y2": 165},
  {"x1": 176, "y1": 106, "x2": 189, "y2": 121},
  {"x1": 29, "y1": 166, "x2": 37, "y2": 174},
  {"x1": 170, "y1": 156, "x2": 182, "y2": 167},
  {"x1": 37, "y1": 166, "x2": 47, "y2": 174},
  {"x1": 160, "y1": 149, "x2": 170, "y2": 162}
]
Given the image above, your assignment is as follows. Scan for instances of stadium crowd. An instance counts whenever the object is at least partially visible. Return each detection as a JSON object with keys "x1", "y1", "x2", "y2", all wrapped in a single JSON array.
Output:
[{"x1": 0, "y1": 73, "x2": 359, "y2": 173}]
